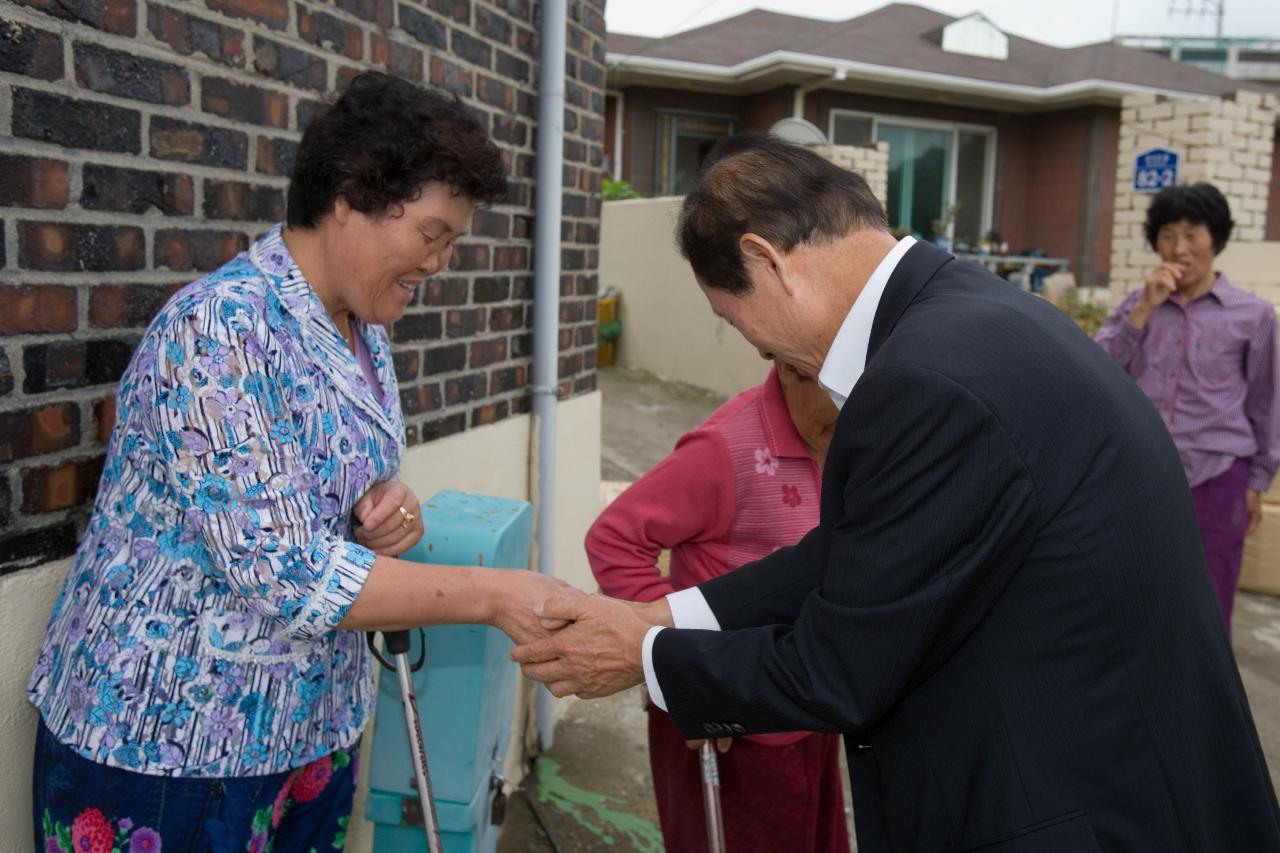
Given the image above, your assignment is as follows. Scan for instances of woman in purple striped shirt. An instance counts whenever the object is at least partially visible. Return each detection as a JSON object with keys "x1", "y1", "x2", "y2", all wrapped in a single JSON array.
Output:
[{"x1": 1096, "y1": 183, "x2": 1279, "y2": 634}]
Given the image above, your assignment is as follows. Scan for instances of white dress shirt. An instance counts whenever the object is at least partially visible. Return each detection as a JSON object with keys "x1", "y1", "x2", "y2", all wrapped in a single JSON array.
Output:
[{"x1": 642, "y1": 236, "x2": 917, "y2": 711}]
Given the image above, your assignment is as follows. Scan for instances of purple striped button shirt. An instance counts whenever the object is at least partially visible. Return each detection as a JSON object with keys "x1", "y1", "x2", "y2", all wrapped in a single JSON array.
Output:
[{"x1": 1095, "y1": 273, "x2": 1279, "y2": 491}]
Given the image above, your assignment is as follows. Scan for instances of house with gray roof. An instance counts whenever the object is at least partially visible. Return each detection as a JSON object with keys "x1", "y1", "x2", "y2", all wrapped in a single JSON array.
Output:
[{"x1": 604, "y1": 3, "x2": 1280, "y2": 288}]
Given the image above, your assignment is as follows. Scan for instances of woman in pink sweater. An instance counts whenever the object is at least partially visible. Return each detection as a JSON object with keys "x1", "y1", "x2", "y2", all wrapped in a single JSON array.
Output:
[{"x1": 586, "y1": 363, "x2": 849, "y2": 853}]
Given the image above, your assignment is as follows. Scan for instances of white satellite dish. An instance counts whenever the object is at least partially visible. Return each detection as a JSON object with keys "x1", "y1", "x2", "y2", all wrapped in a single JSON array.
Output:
[{"x1": 770, "y1": 117, "x2": 828, "y2": 145}]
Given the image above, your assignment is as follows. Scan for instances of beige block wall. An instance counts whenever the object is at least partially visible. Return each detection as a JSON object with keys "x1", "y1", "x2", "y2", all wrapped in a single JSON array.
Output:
[
  {"x1": 600, "y1": 143, "x2": 891, "y2": 399},
  {"x1": 1218, "y1": 241, "x2": 1280, "y2": 596},
  {"x1": 809, "y1": 142, "x2": 891, "y2": 213},
  {"x1": 1217, "y1": 241, "x2": 1280, "y2": 305},
  {"x1": 601, "y1": 197, "x2": 771, "y2": 398},
  {"x1": 0, "y1": 560, "x2": 67, "y2": 844},
  {"x1": 1110, "y1": 90, "x2": 1279, "y2": 294},
  {"x1": 0, "y1": 394, "x2": 601, "y2": 852},
  {"x1": 1242, "y1": 505, "x2": 1280, "y2": 597}
]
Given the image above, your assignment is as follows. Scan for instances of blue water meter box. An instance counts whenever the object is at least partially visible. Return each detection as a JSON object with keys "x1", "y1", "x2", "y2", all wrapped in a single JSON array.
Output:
[{"x1": 364, "y1": 491, "x2": 533, "y2": 853}]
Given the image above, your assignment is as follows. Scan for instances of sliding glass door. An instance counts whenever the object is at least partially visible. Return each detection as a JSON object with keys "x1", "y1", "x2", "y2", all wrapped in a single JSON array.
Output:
[
  {"x1": 879, "y1": 123, "x2": 952, "y2": 243},
  {"x1": 831, "y1": 111, "x2": 996, "y2": 246}
]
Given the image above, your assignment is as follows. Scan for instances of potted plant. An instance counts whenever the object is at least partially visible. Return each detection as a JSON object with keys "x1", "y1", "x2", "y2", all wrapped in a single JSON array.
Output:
[{"x1": 930, "y1": 202, "x2": 960, "y2": 252}]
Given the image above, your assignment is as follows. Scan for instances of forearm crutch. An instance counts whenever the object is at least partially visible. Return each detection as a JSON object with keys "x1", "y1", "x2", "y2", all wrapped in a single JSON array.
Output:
[
  {"x1": 369, "y1": 629, "x2": 444, "y2": 853},
  {"x1": 700, "y1": 741, "x2": 727, "y2": 853}
]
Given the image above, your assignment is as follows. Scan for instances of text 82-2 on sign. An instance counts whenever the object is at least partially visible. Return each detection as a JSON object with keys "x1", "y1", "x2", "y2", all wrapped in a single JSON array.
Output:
[{"x1": 1134, "y1": 147, "x2": 1179, "y2": 192}]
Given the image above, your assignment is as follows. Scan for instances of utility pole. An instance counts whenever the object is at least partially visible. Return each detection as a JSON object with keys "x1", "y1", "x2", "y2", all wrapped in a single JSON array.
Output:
[{"x1": 1168, "y1": 1, "x2": 1226, "y2": 64}]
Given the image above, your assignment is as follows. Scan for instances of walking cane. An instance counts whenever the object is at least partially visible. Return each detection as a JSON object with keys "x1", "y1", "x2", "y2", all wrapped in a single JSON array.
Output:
[
  {"x1": 700, "y1": 741, "x2": 728, "y2": 853},
  {"x1": 369, "y1": 629, "x2": 444, "y2": 853}
]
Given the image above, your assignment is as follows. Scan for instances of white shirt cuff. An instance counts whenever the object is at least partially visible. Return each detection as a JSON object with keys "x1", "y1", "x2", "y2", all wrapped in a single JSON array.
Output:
[
  {"x1": 667, "y1": 587, "x2": 721, "y2": 630},
  {"x1": 642, "y1": 589, "x2": 722, "y2": 713},
  {"x1": 642, "y1": 626, "x2": 668, "y2": 711}
]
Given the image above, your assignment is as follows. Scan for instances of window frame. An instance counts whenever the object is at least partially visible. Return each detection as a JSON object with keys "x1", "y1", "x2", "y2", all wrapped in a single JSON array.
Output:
[
  {"x1": 828, "y1": 108, "x2": 998, "y2": 242},
  {"x1": 654, "y1": 109, "x2": 737, "y2": 197}
]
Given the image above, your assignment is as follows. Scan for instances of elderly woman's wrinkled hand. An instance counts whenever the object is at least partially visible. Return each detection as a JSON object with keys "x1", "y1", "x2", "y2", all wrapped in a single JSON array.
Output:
[
  {"x1": 353, "y1": 481, "x2": 425, "y2": 557},
  {"x1": 489, "y1": 571, "x2": 581, "y2": 646}
]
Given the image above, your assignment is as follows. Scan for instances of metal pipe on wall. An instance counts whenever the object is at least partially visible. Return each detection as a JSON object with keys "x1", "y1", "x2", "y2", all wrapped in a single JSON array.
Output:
[
  {"x1": 531, "y1": 0, "x2": 567, "y2": 751},
  {"x1": 608, "y1": 89, "x2": 625, "y2": 181}
]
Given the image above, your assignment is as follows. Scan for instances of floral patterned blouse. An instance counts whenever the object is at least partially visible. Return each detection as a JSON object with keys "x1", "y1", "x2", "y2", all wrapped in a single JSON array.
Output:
[{"x1": 27, "y1": 225, "x2": 404, "y2": 777}]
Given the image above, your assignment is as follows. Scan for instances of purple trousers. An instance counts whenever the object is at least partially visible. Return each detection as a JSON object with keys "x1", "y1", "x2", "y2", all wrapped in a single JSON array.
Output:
[{"x1": 1190, "y1": 458, "x2": 1250, "y2": 635}]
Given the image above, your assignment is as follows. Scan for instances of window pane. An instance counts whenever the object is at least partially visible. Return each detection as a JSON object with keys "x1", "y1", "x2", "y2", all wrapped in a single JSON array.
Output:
[
  {"x1": 832, "y1": 115, "x2": 872, "y2": 146},
  {"x1": 878, "y1": 124, "x2": 951, "y2": 241},
  {"x1": 657, "y1": 113, "x2": 733, "y2": 195},
  {"x1": 672, "y1": 135, "x2": 720, "y2": 195},
  {"x1": 1180, "y1": 48, "x2": 1227, "y2": 61},
  {"x1": 954, "y1": 131, "x2": 988, "y2": 244}
]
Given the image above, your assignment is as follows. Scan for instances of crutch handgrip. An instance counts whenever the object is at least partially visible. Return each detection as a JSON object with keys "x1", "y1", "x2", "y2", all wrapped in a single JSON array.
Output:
[{"x1": 383, "y1": 629, "x2": 413, "y2": 655}]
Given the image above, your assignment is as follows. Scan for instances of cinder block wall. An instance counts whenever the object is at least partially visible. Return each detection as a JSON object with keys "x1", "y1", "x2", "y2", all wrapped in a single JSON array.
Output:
[
  {"x1": 1109, "y1": 90, "x2": 1278, "y2": 293},
  {"x1": 810, "y1": 141, "x2": 890, "y2": 210},
  {"x1": 0, "y1": 0, "x2": 608, "y2": 573}
]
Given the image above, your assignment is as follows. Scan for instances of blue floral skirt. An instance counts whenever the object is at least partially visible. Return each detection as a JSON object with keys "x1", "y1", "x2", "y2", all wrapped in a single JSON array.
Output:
[{"x1": 32, "y1": 718, "x2": 358, "y2": 853}]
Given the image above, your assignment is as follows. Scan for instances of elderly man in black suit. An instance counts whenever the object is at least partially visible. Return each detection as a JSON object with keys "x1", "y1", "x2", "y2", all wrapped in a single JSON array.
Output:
[{"x1": 513, "y1": 135, "x2": 1280, "y2": 852}]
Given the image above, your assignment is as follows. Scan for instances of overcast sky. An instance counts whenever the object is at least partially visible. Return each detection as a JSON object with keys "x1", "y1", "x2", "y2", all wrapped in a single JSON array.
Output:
[{"x1": 605, "y1": 0, "x2": 1277, "y2": 48}]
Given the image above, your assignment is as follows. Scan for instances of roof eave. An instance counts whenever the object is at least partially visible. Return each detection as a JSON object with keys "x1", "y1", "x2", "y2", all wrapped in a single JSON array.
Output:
[{"x1": 606, "y1": 50, "x2": 1222, "y2": 110}]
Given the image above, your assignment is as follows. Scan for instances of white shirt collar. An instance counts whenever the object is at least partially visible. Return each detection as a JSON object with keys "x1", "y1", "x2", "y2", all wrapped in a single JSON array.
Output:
[{"x1": 817, "y1": 236, "x2": 917, "y2": 410}]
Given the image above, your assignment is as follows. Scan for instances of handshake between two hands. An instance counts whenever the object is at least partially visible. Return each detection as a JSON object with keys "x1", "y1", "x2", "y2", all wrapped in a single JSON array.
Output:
[
  {"x1": 495, "y1": 578, "x2": 673, "y2": 701},
  {"x1": 499, "y1": 582, "x2": 729, "y2": 753}
]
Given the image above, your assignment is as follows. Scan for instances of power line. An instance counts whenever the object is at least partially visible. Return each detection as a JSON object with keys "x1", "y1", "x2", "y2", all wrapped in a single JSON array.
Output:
[{"x1": 1168, "y1": 0, "x2": 1225, "y2": 41}]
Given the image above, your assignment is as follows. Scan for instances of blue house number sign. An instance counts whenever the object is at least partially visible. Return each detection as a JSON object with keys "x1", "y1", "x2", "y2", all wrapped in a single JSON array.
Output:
[{"x1": 1134, "y1": 148, "x2": 1179, "y2": 192}]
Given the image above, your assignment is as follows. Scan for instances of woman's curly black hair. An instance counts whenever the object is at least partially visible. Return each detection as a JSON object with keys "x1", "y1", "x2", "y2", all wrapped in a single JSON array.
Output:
[
  {"x1": 287, "y1": 71, "x2": 508, "y2": 228},
  {"x1": 1144, "y1": 182, "x2": 1235, "y2": 255}
]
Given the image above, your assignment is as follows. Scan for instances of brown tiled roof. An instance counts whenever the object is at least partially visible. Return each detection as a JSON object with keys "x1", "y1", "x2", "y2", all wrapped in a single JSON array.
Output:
[{"x1": 606, "y1": 3, "x2": 1270, "y2": 98}]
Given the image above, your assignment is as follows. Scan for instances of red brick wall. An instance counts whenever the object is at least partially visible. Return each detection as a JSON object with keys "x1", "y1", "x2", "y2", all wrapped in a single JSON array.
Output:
[
  {"x1": 0, "y1": 0, "x2": 608, "y2": 572},
  {"x1": 996, "y1": 108, "x2": 1118, "y2": 287},
  {"x1": 996, "y1": 121, "x2": 1032, "y2": 249},
  {"x1": 1022, "y1": 113, "x2": 1090, "y2": 262},
  {"x1": 741, "y1": 86, "x2": 792, "y2": 135},
  {"x1": 1090, "y1": 110, "x2": 1120, "y2": 283}
]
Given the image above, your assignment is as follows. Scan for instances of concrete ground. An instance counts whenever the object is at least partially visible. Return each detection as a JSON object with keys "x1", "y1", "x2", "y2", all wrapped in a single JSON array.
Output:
[{"x1": 497, "y1": 366, "x2": 1280, "y2": 851}]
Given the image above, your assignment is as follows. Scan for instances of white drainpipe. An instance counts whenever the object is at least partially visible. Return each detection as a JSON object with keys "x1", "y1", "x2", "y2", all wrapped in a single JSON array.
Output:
[
  {"x1": 531, "y1": 0, "x2": 567, "y2": 751},
  {"x1": 608, "y1": 88, "x2": 625, "y2": 181},
  {"x1": 792, "y1": 68, "x2": 846, "y2": 119}
]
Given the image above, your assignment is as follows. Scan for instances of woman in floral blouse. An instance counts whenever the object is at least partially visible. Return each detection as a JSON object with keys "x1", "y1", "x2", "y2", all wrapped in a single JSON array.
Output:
[{"x1": 28, "y1": 71, "x2": 562, "y2": 852}]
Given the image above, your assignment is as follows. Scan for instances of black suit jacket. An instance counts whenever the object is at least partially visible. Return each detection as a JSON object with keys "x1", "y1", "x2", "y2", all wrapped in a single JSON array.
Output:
[{"x1": 653, "y1": 242, "x2": 1280, "y2": 852}]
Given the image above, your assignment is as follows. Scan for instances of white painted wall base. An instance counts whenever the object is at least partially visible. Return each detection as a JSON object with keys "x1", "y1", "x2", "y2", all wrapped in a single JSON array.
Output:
[
  {"x1": 0, "y1": 558, "x2": 69, "y2": 847},
  {"x1": 1, "y1": 392, "x2": 602, "y2": 852}
]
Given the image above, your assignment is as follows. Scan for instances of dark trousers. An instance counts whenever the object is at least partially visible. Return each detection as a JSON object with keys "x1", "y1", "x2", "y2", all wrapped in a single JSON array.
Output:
[{"x1": 647, "y1": 705, "x2": 851, "y2": 853}]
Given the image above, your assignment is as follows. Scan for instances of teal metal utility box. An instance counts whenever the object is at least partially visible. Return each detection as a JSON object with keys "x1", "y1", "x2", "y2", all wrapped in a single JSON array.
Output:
[{"x1": 365, "y1": 490, "x2": 532, "y2": 853}]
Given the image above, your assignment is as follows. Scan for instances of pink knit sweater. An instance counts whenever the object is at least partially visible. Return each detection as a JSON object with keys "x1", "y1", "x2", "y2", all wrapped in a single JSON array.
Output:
[{"x1": 586, "y1": 367, "x2": 823, "y2": 746}]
